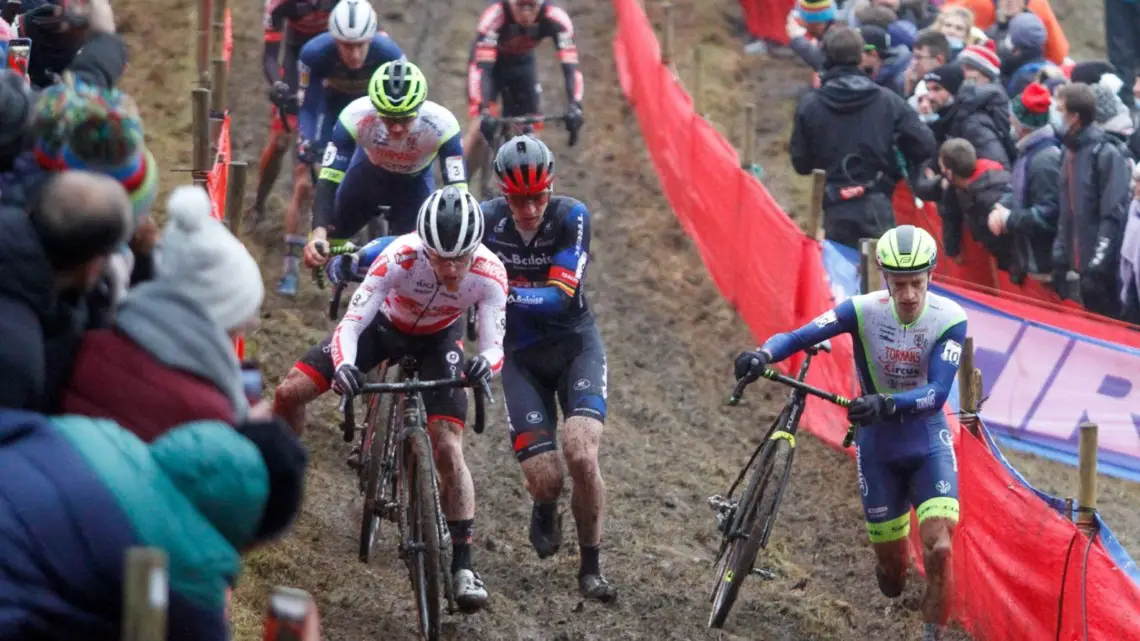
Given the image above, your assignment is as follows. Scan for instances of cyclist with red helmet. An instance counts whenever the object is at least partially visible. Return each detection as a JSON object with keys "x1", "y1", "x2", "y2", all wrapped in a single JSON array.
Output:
[{"x1": 479, "y1": 135, "x2": 614, "y2": 602}]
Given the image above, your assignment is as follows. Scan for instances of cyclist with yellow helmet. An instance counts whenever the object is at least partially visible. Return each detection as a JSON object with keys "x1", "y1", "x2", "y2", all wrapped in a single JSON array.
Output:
[
  {"x1": 304, "y1": 59, "x2": 468, "y2": 269},
  {"x1": 733, "y1": 225, "x2": 966, "y2": 641}
]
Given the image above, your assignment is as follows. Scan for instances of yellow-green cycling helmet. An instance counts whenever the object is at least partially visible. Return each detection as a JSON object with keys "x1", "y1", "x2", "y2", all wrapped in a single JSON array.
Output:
[
  {"x1": 369, "y1": 59, "x2": 428, "y2": 117},
  {"x1": 876, "y1": 225, "x2": 938, "y2": 273}
]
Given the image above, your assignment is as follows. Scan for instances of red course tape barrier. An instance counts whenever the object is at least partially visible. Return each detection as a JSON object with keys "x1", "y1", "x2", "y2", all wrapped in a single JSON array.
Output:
[{"x1": 610, "y1": 0, "x2": 1140, "y2": 637}]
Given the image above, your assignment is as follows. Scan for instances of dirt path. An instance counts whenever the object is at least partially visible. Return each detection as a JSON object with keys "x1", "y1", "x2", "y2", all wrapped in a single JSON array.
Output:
[{"x1": 115, "y1": 0, "x2": 1140, "y2": 638}]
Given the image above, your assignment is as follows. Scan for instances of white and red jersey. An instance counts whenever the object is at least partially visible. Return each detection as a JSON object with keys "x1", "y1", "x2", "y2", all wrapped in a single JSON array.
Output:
[{"x1": 331, "y1": 234, "x2": 508, "y2": 373}]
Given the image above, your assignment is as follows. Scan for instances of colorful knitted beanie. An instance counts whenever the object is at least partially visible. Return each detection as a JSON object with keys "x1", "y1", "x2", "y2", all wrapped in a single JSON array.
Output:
[{"x1": 797, "y1": 0, "x2": 836, "y2": 24}]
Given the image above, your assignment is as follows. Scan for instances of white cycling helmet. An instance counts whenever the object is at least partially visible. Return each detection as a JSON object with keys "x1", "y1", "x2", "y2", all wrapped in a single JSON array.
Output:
[
  {"x1": 328, "y1": 0, "x2": 378, "y2": 44},
  {"x1": 417, "y1": 186, "x2": 485, "y2": 258}
]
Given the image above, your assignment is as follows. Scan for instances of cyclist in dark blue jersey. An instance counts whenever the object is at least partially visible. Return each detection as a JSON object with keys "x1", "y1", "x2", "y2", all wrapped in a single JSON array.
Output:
[{"x1": 482, "y1": 136, "x2": 613, "y2": 602}]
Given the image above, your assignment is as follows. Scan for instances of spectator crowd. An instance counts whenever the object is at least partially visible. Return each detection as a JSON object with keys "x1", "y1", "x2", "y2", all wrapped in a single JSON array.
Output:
[
  {"x1": 0, "y1": 0, "x2": 317, "y2": 639},
  {"x1": 785, "y1": 0, "x2": 1140, "y2": 322}
]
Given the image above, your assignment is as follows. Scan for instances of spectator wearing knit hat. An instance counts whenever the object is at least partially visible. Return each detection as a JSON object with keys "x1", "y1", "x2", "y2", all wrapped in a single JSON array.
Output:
[
  {"x1": 58, "y1": 186, "x2": 267, "y2": 441},
  {"x1": 858, "y1": 25, "x2": 912, "y2": 96},
  {"x1": 1000, "y1": 12, "x2": 1059, "y2": 99},
  {"x1": 1088, "y1": 74, "x2": 1135, "y2": 146},
  {"x1": 959, "y1": 44, "x2": 1001, "y2": 86},
  {"x1": 786, "y1": 0, "x2": 839, "y2": 70},
  {"x1": 989, "y1": 82, "x2": 1061, "y2": 280},
  {"x1": 945, "y1": 0, "x2": 1068, "y2": 64}
]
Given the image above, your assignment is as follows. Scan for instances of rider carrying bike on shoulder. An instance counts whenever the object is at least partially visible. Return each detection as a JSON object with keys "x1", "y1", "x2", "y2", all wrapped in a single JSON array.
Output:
[
  {"x1": 463, "y1": 0, "x2": 584, "y2": 183},
  {"x1": 303, "y1": 59, "x2": 467, "y2": 272},
  {"x1": 481, "y1": 136, "x2": 614, "y2": 602},
  {"x1": 274, "y1": 185, "x2": 507, "y2": 611},
  {"x1": 275, "y1": 0, "x2": 404, "y2": 297},
  {"x1": 252, "y1": 0, "x2": 335, "y2": 218},
  {"x1": 734, "y1": 225, "x2": 965, "y2": 641}
]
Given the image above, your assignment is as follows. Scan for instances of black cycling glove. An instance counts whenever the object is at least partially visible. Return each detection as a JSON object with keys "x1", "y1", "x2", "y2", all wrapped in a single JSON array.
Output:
[
  {"x1": 464, "y1": 355, "x2": 493, "y2": 386},
  {"x1": 479, "y1": 113, "x2": 498, "y2": 147},
  {"x1": 332, "y1": 363, "x2": 365, "y2": 396},
  {"x1": 733, "y1": 349, "x2": 771, "y2": 381},
  {"x1": 847, "y1": 394, "x2": 896, "y2": 424},
  {"x1": 565, "y1": 102, "x2": 584, "y2": 147}
]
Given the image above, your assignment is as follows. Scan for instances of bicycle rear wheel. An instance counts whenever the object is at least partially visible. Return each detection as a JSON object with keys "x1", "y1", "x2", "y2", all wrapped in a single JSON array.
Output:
[
  {"x1": 707, "y1": 434, "x2": 795, "y2": 628},
  {"x1": 359, "y1": 373, "x2": 400, "y2": 563},
  {"x1": 405, "y1": 428, "x2": 444, "y2": 641}
]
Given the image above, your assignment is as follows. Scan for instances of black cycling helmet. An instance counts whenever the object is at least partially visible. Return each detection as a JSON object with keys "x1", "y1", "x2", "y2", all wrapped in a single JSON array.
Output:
[
  {"x1": 417, "y1": 186, "x2": 484, "y2": 258},
  {"x1": 493, "y1": 135, "x2": 555, "y2": 195}
]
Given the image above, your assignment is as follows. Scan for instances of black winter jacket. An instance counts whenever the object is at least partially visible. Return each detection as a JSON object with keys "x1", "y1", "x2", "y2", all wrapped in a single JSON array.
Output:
[{"x1": 942, "y1": 158, "x2": 1018, "y2": 273}]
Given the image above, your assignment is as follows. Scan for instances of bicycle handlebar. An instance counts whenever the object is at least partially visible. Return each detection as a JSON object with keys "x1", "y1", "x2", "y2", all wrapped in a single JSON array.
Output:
[
  {"x1": 729, "y1": 367, "x2": 859, "y2": 447},
  {"x1": 340, "y1": 376, "x2": 495, "y2": 442}
]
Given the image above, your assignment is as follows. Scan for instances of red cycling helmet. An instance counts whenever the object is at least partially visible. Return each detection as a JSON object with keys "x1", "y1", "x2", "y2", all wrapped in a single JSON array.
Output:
[{"x1": 493, "y1": 135, "x2": 555, "y2": 195}]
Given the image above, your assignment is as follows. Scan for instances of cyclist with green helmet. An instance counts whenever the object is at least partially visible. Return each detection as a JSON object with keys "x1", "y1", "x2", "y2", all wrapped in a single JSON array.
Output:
[
  {"x1": 303, "y1": 59, "x2": 468, "y2": 269},
  {"x1": 733, "y1": 225, "x2": 967, "y2": 641}
]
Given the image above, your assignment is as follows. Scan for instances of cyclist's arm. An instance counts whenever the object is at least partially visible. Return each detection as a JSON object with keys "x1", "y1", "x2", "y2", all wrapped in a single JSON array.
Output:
[
  {"x1": 268, "y1": 0, "x2": 305, "y2": 22},
  {"x1": 507, "y1": 203, "x2": 589, "y2": 315},
  {"x1": 296, "y1": 42, "x2": 326, "y2": 142},
  {"x1": 759, "y1": 300, "x2": 858, "y2": 362},
  {"x1": 547, "y1": 6, "x2": 584, "y2": 106},
  {"x1": 473, "y1": 259, "x2": 508, "y2": 374},
  {"x1": 312, "y1": 114, "x2": 359, "y2": 233},
  {"x1": 435, "y1": 126, "x2": 468, "y2": 189},
  {"x1": 330, "y1": 251, "x2": 399, "y2": 368},
  {"x1": 262, "y1": 8, "x2": 284, "y2": 84},
  {"x1": 338, "y1": 235, "x2": 398, "y2": 281},
  {"x1": 890, "y1": 320, "x2": 967, "y2": 414},
  {"x1": 472, "y1": 11, "x2": 501, "y2": 111}
]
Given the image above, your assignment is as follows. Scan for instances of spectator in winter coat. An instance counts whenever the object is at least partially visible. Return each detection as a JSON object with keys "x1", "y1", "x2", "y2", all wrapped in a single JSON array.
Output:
[
  {"x1": 946, "y1": 0, "x2": 1068, "y2": 64},
  {"x1": 938, "y1": 137, "x2": 1018, "y2": 273},
  {"x1": 0, "y1": 171, "x2": 132, "y2": 412},
  {"x1": 990, "y1": 82, "x2": 1061, "y2": 279},
  {"x1": 1119, "y1": 164, "x2": 1140, "y2": 323},
  {"x1": 1053, "y1": 82, "x2": 1132, "y2": 316},
  {"x1": 58, "y1": 186, "x2": 266, "y2": 441},
  {"x1": 859, "y1": 25, "x2": 912, "y2": 95},
  {"x1": 958, "y1": 44, "x2": 1002, "y2": 86},
  {"x1": 786, "y1": 0, "x2": 839, "y2": 70},
  {"x1": 0, "y1": 411, "x2": 308, "y2": 641},
  {"x1": 790, "y1": 26, "x2": 936, "y2": 248},
  {"x1": 915, "y1": 64, "x2": 1017, "y2": 200},
  {"x1": 1000, "y1": 12, "x2": 1059, "y2": 99},
  {"x1": 904, "y1": 29, "x2": 950, "y2": 98}
]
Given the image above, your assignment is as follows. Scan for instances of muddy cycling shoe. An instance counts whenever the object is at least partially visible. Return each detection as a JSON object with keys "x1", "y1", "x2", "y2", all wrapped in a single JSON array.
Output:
[
  {"x1": 578, "y1": 573, "x2": 617, "y2": 603},
  {"x1": 276, "y1": 271, "x2": 298, "y2": 297},
  {"x1": 529, "y1": 502, "x2": 562, "y2": 559},
  {"x1": 875, "y1": 564, "x2": 905, "y2": 598},
  {"x1": 453, "y1": 569, "x2": 489, "y2": 612}
]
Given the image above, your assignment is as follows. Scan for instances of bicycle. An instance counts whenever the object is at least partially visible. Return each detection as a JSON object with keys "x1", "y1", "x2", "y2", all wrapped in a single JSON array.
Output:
[
  {"x1": 472, "y1": 113, "x2": 569, "y2": 201},
  {"x1": 340, "y1": 357, "x2": 492, "y2": 641},
  {"x1": 706, "y1": 339, "x2": 857, "y2": 628}
]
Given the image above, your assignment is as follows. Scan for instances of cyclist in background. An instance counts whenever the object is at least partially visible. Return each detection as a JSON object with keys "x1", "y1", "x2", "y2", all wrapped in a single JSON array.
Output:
[
  {"x1": 734, "y1": 225, "x2": 966, "y2": 641},
  {"x1": 274, "y1": 0, "x2": 403, "y2": 296},
  {"x1": 463, "y1": 0, "x2": 585, "y2": 184},
  {"x1": 274, "y1": 186, "x2": 507, "y2": 611},
  {"x1": 251, "y1": 0, "x2": 335, "y2": 219},
  {"x1": 303, "y1": 60, "x2": 467, "y2": 271},
  {"x1": 481, "y1": 136, "x2": 614, "y2": 602}
]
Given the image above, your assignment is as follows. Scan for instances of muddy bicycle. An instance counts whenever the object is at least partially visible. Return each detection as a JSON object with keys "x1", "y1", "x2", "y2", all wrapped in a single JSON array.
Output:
[
  {"x1": 340, "y1": 357, "x2": 491, "y2": 641},
  {"x1": 472, "y1": 113, "x2": 569, "y2": 201},
  {"x1": 706, "y1": 339, "x2": 857, "y2": 628}
]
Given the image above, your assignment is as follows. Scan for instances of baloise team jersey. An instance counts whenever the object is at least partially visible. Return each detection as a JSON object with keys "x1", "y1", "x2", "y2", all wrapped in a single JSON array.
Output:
[
  {"x1": 331, "y1": 234, "x2": 508, "y2": 373},
  {"x1": 480, "y1": 195, "x2": 593, "y2": 350},
  {"x1": 319, "y1": 98, "x2": 466, "y2": 184},
  {"x1": 762, "y1": 291, "x2": 968, "y2": 455}
]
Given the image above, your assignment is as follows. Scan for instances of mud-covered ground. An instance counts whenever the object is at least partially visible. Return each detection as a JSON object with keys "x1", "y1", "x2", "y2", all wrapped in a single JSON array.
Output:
[{"x1": 116, "y1": 0, "x2": 1135, "y2": 639}]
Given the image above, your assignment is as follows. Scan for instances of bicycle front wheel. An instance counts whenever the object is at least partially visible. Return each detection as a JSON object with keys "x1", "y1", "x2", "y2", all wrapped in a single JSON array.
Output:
[
  {"x1": 405, "y1": 428, "x2": 444, "y2": 641},
  {"x1": 707, "y1": 435, "x2": 795, "y2": 628},
  {"x1": 359, "y1": 383, "x2": 399, "y2": 563}
]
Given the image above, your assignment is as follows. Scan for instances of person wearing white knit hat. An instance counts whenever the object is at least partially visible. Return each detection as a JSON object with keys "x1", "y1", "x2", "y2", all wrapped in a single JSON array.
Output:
[{"x1": 155, "y1": 185, "x2": 265, "y2": 333}]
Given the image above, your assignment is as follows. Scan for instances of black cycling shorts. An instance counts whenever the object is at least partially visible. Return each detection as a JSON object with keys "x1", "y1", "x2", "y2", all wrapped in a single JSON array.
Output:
[
  {"x1": 468, "y1": 58, "x2": 542, "y2": 119},
  {"x1": 501, "y1": 325, "x2": 607, "y2": 462},
  {"x1": 330, "y1": 161, "x2": 435, "y2": 238},
  {"x1": 294, "y1": 315, "x2": 468, "y2": 427}
]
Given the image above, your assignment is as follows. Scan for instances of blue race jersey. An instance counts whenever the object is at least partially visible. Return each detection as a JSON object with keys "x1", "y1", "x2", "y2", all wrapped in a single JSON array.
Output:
[{"x1": 297, "y1": 33, "x2": 405, "y2": 143}]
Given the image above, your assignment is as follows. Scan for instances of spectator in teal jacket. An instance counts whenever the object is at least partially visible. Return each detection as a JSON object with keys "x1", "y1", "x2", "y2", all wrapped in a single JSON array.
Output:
[{"x1": 0, "y1": 411, "x2": 308, "y2": 640}]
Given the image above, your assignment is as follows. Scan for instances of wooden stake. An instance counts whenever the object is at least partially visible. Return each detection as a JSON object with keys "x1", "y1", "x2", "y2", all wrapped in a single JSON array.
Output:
[
  {"x1": 196, "y1": 0, "x2": 212, "y2": 87},
  {"x1": 741, "y1": 103, "x2": 755, "y2": 170},
  {"x1": 661, "y1": 2, "x2": 674, "y2": 66},
  {"x1": 692, "y1": 45, "x2": 704, "y2": 116},
  {"x1": 226, "y1": 160, "x2": 248, "y2": 235},
  {"x1": 806, "y1": 169, "x2": 826, "y2": 240},
  {"x1": 210, "y1": 0, "x2": 227, "y2": 62},
  {"x1": 209, "y1": 57, "x2": 228, "y2": 143},
  {"x1": 859, "y1": 238, "x2": 882, "y2": 293},
  {"x1": 121, "y1": 547, "x2": 168, "y2": 641},
  {"x1": 1077, "y1": 422, "x2": 1098, "y2": 531},
  {"x1": 956, "y1": 336, "x2": 982, "y2": 436},
  {"x1": 191, "y1": 88, "x2": 212, "y2": 189}
]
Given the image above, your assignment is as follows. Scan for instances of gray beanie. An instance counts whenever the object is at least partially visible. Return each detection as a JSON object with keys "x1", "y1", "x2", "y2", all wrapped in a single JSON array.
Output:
[{"x1": 1008, "y1": 13, "x2": 1047, "y2": 54}]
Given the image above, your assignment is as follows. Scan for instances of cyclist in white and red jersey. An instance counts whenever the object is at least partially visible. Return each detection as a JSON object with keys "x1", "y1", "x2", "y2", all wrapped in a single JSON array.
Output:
[
  {"x1": 462, "y1": 0, "x2": 584, "y2": 183},
  {"x1": 274, "y1": 186, "x2": 506, "y2": 611}
]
